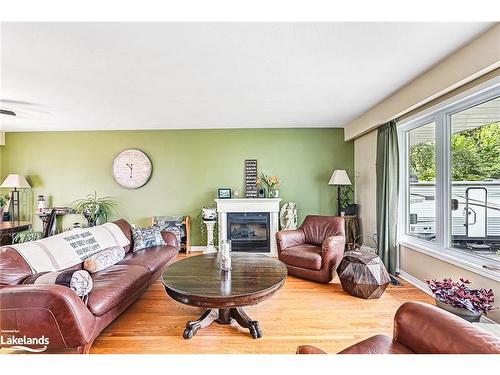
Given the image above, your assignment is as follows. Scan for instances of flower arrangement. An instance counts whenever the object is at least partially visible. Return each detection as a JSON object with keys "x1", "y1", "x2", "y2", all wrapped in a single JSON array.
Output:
[
  {"x1": 257, "y1": 173, "x2": 281, "y2": 197},
  {"x1": 426, "y1": 277, "x2": 495, "y2": 315}
]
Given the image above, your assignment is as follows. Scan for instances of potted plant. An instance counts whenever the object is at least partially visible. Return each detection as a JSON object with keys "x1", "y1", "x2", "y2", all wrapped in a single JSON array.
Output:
[
  {"x1": 426, "y1": 278, "x2": 496, "y2": 322},
  {"x1": 0, "y1": 194, "x2": 10, "y2": 223},
  {"x1": 257, "y1": 173, "x2": 281, "y2": 198},
  {"x1": 340, "y1": 187, "x2": 357, "y2": 216},
  {"x1": 72, "y1": 191, "x2": 117, "y2": 227},
  {"x1": 13, "y1": 230, "x2": 43, "y2": 244}
]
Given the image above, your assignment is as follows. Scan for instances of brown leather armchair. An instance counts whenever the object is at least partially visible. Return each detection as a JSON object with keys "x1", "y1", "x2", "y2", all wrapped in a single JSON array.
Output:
[
  {"x1": 276, "y1": 215, "x2": 345, "y2": 283},
  {"x1": 297, "y1": 301, "x2": 500, "y2": 354}
]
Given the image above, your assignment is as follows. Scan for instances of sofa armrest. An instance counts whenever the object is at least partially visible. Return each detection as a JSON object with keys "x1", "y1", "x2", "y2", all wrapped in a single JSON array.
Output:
[
  {"x1": 161, "y1": 231, "x2": 179, "y2": 249},
  {"x1": 276, "y1": 229, "x2": 305, "y2": 254},
  {"x1": 296, "y1": 345, "x2": 327, "y2": 354},
  {"x1": 321, "y1": 235, "x2": 345, "y2": 268},
  {"x1": 0, "y1": 284, "x2": 96, "y2": 349},
  {"x1": 393, "y1": 301, "x2": 500, "y2": 354}
]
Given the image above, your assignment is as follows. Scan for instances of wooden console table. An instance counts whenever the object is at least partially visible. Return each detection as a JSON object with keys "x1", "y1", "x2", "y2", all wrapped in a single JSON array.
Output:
[{"x1": 0, "y1": 221, "x2": 31, "y2": 246}]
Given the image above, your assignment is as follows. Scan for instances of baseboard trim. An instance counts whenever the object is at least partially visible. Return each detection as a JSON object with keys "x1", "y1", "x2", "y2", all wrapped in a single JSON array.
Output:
[
  {"x1": 398, "y1": 270, "x2": 432, "y2": 297},
  {"x1": 189, "y1": 246, "x2": 206, "y2": 253}
]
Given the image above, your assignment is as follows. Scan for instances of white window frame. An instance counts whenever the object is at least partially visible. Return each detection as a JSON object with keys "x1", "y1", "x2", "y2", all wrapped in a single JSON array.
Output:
[{"x1": 398, "y1": 76, "x2": 500, "y2": 281}]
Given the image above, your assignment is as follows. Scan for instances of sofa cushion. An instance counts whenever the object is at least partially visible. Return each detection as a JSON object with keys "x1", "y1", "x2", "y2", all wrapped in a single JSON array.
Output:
[
  {"x1": 338, "y1": 334, "x2": 414, "y2": 354},
  {"x1": 0, "y1": 246, "x2": 33, "y2": 286},
  {"x1": 120, "y1": 245, "x2": 177, "y2": 274},
  {"x1": 280, "y1": 245, "x2": 322, "y2": 270},
  {"x1": 87, "y1": 264, "x2": 150, "y2": 317}
]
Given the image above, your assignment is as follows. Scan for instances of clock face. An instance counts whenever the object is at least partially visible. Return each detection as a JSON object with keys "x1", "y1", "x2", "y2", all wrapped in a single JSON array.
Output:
[{"x1": 112, "y1": 149, "x2": 152, "y2": 189}]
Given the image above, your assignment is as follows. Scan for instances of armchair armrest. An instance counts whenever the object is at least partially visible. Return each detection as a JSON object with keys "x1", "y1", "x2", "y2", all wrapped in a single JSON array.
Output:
[
  {"x1": 276, "y1": 229, "x2": 306, "y2": 254},
  {"x1": 161, "y1": 231, "x2": 180, "y2": 249},
  {"x1": 393, "y1": 302, "x2": 500, "y2": 354},
  {"x1": 321, "y1": 235, "x2": 345, "y2": 267},
  {"x1": 0, "y1": 284, "x2": 96, "y2": 349}
]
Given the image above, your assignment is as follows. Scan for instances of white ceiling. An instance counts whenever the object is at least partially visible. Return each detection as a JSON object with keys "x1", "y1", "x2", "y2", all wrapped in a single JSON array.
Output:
[{"x1": 0, "y1": 22, "x2": 494, "y2": 132}]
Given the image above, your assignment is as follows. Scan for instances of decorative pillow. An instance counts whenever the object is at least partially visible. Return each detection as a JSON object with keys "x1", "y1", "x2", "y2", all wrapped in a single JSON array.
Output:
[
  {"x1": 23, "y1": 269, "x2": 93, "y2": 300},
  {"x1": 153, "y1": 216, "x2": 185, "y2": 244},
  {"x1": 132, "y1": 226, "x2": 166, "y2": 252},
  {"x1": 83, "y1": 246, "x2": 125, "y2": 273}
]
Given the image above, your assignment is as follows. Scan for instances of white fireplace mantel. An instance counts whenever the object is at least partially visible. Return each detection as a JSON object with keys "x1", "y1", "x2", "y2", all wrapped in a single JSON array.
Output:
[{"x1": 215, "y1": 198, "x2": 282, "y2": 256}]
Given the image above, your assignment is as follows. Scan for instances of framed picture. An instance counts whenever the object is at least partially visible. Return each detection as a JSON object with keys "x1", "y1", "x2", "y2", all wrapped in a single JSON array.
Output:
[{"x1": 218, "y1": 188, "x2": 232, "y2": 199}]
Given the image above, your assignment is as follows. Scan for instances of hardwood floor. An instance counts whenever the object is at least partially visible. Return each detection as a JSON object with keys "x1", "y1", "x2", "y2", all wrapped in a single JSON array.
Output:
[{"x1": 87, "y1": 254, "x2": 434, "y2": 354}]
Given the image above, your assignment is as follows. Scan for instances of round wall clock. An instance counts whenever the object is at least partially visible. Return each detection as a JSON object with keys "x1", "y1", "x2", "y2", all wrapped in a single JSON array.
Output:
[{"x1": 112, "y1": 149, "x2": 152, "y2": 189}]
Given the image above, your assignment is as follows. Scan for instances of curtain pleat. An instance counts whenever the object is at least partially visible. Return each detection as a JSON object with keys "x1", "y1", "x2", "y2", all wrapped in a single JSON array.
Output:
[{"x1": 376, "y1": 120, "x2": 399, "y2": 274}]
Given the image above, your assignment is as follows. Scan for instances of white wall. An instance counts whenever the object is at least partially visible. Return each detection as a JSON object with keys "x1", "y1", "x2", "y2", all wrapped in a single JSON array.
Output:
[{"x1": 354, "y1": 130, "x2": 377, "y2": 238}]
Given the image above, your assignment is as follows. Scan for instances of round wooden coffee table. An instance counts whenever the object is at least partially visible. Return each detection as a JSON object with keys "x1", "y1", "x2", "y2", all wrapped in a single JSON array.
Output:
[{"x1": 162, "y1": 253, "x2": 287, "y2": 339}]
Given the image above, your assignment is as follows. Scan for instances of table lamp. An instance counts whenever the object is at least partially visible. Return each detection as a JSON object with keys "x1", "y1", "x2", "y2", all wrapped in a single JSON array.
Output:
[
  {"x1": 328, "y1": 170, "x2": 351, "y2": 216},
  {"x1": 1, "y1": 174, "x2": 31, "y2": 222}
]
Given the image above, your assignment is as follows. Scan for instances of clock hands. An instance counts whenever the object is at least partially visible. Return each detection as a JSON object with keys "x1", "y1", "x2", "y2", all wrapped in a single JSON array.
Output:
[{"x1": 126, "y1": 163, "x2": 133, "y2": 179}]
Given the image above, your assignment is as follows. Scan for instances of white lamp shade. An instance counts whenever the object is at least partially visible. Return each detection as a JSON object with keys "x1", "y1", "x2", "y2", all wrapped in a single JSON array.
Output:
[
  {"x1": 328, "y1": 170, "x2": 351, "y2": 185},
  {"x1": 1, "y1": 174, "x2": 31, "y2": 188}
]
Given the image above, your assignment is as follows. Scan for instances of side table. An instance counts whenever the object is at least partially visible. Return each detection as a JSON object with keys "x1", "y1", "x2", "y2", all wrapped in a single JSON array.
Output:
[
  {"x1": 0, "y1": 221, "x2": 31, "y2": 246},
  {"x1": 337, "y1": 250, "x2": 391, "y2": 299}
]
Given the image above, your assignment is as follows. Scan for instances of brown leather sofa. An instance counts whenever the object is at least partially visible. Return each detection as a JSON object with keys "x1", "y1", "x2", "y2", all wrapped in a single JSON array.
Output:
[
  {"x1": 276, "y1": 215, "x2": 345, "y2": 283},
  {"x1": 0, "y1": 219, "x2": 178, "y2": 354},
  {"x1": 297, "y1": 301, "x2": 500, "y2": 354}
]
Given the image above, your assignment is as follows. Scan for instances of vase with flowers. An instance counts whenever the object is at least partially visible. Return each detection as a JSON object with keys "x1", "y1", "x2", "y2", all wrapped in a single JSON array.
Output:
[
  {"x1": 257, "y1": 173, "x2": 281, "y2": 198},
  {"x1": 426, "y1": 277, "x2": 496, "y2": 322}
]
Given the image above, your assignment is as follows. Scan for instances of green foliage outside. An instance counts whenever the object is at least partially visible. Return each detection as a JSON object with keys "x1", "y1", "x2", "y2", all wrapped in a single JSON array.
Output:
[{"x1": 410, "y1": 122, "x2": 500, "y2": 182}]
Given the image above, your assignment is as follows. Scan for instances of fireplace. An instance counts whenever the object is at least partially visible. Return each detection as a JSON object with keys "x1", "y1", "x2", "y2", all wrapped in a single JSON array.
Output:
[
  {"x1": 215, "y1": 198, "x2": 281, "y2": 256},
  {"x1": 227, "y1": 212, "x2": 270, "y2": 253}
]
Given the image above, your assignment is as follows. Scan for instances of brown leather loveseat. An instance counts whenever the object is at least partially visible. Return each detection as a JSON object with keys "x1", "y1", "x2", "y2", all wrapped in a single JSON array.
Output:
[
  {"x1": 297, "y1": 301, "x2": 500, "y2": 354},
  {"x1": 0, "y1": 219, "x2": 178, "y2": 354}
]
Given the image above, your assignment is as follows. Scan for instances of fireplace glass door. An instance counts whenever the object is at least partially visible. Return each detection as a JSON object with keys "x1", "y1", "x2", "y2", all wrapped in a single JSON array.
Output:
[{"x1": 227, "y1": 212, "x2": 270, "y2": 252}]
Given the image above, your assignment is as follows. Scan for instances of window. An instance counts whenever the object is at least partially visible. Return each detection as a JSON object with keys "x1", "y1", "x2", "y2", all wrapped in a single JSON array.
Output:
[
  {"x1": 407, "y1": 122, "x2": 436, "y2": 241},
  {"x1": 399, "y1": 81, "x2": 500, "y2": 271},
  {"x1": 449, "y1": 97, "x2": 500, "y2": 263}
]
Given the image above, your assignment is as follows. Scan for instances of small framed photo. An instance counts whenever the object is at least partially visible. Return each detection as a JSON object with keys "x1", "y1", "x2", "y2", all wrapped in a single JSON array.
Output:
[{"x1": 218, "y1": 188, "x2": 232, "y2": 199}]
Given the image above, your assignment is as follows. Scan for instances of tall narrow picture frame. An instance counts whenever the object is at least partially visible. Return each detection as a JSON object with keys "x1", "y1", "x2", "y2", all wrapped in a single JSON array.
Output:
[{"x1": 245, "y1": 159, "x2": 258, "y2": 198}]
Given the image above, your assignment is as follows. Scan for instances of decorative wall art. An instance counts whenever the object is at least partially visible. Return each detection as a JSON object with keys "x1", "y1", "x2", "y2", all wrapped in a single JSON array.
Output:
[{"x1": 245, "y1": 159, "x2": 258, "y2": 198}]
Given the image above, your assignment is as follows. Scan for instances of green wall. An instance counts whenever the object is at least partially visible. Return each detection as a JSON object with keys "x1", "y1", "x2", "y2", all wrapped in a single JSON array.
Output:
[{"x1": 1, "y1": 129, "x2": 353, "y2": 245}]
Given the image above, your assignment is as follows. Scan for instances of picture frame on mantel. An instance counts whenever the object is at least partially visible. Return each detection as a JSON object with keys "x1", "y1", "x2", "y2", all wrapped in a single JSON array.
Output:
[{"x1": 218, "y1": 188, "x2": 232, "y2": 199}]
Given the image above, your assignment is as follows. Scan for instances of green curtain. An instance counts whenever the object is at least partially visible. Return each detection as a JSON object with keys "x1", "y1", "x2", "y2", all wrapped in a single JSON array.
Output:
[{"x1": 376, "y1": 120, "x2": 399, "y2": 274}]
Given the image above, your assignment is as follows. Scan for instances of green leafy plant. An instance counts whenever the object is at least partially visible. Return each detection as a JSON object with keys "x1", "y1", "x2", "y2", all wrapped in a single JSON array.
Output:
[
  {"x1": 340, "y1": 186, "x2": 354, "y2": 209},
  {"x1": 0, "y1": 194, "x2": 10, "y2": 208},
  {"x1": 13, "y1": 230, "x2": 43, "y2": 244},
  {"x1": 72, "y1": 191, "x2": 117, "y2": 227}
]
